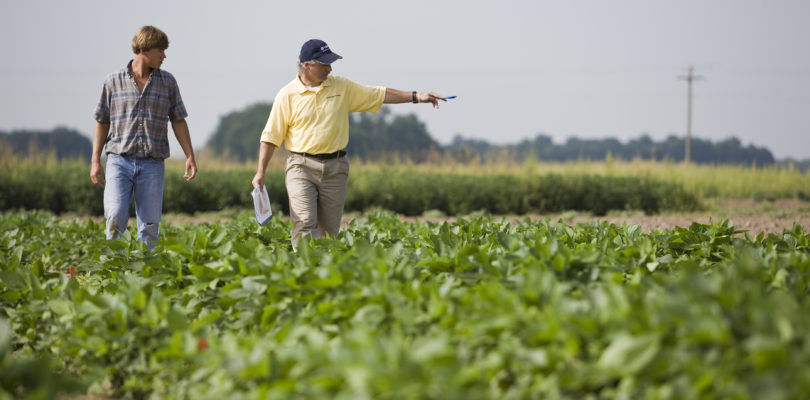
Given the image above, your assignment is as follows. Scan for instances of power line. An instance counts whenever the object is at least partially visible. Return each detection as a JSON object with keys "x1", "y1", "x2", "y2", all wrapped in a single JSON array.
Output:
[{"x1": 678, "y1": 66, "x2": 704, "y2": 163}]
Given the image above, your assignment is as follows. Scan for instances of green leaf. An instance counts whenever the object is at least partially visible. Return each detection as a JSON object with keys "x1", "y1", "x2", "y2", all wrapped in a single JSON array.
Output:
[
  {"x1": 597, "y1": 333, "x2": 660, "y2": 376},
  {"x1": 167, "y1": 307, "x2": 189, "y2": 331},
  {"x1": 48, "y1": 299, "x2": 74, "y2": 316},
  {"x1": 242, "y1": 276, "x2": 268, "y2": 294},
  {"x1": 8, "y1": 246, "x2": 23, "y2": 270}
]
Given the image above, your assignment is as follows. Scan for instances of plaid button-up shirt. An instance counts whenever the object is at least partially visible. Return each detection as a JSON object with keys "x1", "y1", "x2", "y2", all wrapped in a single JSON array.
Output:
[{"x1": 94, "y1": 60, "x2": 188, "y2": 159}]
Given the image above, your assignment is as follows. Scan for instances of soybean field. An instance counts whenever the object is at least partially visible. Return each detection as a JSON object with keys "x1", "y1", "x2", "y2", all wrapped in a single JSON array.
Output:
[{"x1": 2, "y1": 211, "x2": 809, "y2": 399}]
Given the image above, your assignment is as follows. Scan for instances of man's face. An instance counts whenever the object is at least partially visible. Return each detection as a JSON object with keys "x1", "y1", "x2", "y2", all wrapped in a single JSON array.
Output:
[
  {"x1": 306, "y1": 61, "x2": 332, "y2": 83},
  {"x1": 141, "y1": 48, "x2": 166, "y2": 69}
]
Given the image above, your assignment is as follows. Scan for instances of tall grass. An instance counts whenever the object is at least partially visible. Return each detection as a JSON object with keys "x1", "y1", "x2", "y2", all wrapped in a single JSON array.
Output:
[
  {"x1": 352, "y1": 158, "x2": 810, "y2": 200},
  {"x1": 3, "y1": 152, "x2": 808, "y2": 214},
  {"x1": 14, "y1": 147, "x2": 801, "y2": 202}
]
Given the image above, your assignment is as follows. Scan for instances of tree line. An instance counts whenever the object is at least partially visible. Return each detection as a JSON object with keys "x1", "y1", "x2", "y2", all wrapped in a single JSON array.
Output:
[
  {"x1": 446, "y1": 133, "x2": 777, "y2": 166},
  {"x1": 3, "y1": 102, "x2": 804, "y2": 170},
  {"x1": 204, "y1": 102, "x2": 781, "y2": 167},
  {"x1": 0, "y1": 128, "x2": 91, "y2": 161}
]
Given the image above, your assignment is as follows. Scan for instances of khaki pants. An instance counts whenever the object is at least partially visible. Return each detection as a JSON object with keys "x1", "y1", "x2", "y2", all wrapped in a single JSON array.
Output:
[{"x1": 285, "y1": 153, "x2": 350, "y2": 249}]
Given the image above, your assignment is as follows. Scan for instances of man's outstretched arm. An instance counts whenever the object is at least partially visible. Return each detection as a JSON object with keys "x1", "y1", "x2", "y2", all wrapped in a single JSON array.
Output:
[{"x1": 384, "y1": 88, "x2": 447, "y2": 108}]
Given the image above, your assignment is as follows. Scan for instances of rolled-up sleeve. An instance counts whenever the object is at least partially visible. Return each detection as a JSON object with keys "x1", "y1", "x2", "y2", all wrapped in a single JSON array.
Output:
[
  {"x1": 93, "y1": 80, "x2": 111, "y2": 123},
  {"x1": 168, "y1": 75, "x2": 188, "y2": 121}
]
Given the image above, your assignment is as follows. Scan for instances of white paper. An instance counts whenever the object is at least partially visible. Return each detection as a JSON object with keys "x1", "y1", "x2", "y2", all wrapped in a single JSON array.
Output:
[{"x1": 251, "y1": 185, "x2": 273, "y2": 226}]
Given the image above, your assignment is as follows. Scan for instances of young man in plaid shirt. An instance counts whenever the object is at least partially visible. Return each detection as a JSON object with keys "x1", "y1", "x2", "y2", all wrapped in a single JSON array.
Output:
[{"x1": 91, "y1": 26, "x2": 197, "y2": 249}]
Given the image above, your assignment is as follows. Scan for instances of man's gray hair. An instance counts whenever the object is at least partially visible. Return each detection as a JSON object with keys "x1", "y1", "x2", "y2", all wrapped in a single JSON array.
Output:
[{"x1": 297, "y1": 59, "x2": 325, "y2": 75}]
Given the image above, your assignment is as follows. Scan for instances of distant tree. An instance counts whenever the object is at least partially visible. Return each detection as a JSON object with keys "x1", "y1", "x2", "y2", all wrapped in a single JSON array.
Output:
[
  {"x1": 384, "y1": 114, "x2": 439, "y2": 162},
  {"x1": 346, "y1": 109, "x2": 390, "y2": 161},
  {"x1": 345, "y1": 106, "x2": 440, "y2": 162},
  {"x1": 205, "y1": 102, "x2": 272, "y2": 162},
  {"x1": 778, "y1": 159, "x2": 810, "y2": 173},
  {"x1": 531, "y1": 134, "x2": 556, "y2": 161},
  {"x1": 0, "y1": 127, "x2": 91, "y2": 161},
  {"x1": 446, "y1": 135, "x2": 493, "y2": 163},
  {"x1": 626, "y1": 134, "x2": 655, "y2": 160}
]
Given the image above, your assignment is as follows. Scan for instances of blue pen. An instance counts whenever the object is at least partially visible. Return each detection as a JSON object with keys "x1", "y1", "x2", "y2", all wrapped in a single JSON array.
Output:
[{"x1": 445, "y1": 96, "x2": 457, "y2": 99}]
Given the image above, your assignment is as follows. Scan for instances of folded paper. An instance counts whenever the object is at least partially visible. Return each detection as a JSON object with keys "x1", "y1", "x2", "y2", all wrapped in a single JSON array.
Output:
[{"x1": 251, "y1": 185, "x2": 273, "y2": 226}]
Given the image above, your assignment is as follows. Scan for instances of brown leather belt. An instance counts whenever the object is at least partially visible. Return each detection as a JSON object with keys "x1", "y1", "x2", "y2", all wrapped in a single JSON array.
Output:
[{"x1": 290, "y1": 150, "x2": 346, "y2": 160}]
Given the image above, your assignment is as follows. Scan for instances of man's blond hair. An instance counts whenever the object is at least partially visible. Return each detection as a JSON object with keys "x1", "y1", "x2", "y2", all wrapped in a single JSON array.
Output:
[{"x1": 131, "y1": 26, "x2": 169, "y2": 54}]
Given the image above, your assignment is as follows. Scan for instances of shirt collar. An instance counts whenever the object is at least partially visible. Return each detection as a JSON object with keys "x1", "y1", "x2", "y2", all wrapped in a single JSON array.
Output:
[
  {"x1": 126, "y1": 59, "x2": 159, "y2": 78},
  {"x1": 295, "y1": 75, "x2": 333, "y2": 94}
]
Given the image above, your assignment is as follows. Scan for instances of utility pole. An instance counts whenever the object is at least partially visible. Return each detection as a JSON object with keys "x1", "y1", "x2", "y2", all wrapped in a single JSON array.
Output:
[{"x1": 678, "y1": 66, "x2": 704, "y2": 163}]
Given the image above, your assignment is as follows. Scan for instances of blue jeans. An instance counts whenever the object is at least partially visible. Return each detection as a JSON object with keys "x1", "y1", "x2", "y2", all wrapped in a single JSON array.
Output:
[{"x1": 103, "y1": 154, "x2": 165, "y2": 249}]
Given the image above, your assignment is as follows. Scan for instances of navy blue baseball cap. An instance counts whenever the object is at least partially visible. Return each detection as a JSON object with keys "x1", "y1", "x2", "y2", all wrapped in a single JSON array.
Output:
[{"x1": 299, "y1": 39, "x2": 342, "y2": 64}]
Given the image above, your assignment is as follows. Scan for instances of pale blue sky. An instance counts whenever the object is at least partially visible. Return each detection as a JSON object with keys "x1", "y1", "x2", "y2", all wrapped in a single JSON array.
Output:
[{"x1": 2, "y1": 0, "x2": 808, "y2": 159}]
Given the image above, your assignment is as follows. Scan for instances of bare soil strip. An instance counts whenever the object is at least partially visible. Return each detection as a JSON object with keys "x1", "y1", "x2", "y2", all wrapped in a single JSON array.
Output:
[{"x1": 60, "y1": 199, "x2": 810, "y2": 236}]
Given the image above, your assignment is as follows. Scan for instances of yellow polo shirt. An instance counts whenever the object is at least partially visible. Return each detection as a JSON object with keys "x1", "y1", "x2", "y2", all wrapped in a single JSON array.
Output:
[{"x1": 260, "y1": 75, "x2": 386, "y2": 154}]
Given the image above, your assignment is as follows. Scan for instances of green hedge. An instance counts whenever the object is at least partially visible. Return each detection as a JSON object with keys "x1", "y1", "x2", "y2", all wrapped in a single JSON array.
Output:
[
  {"x1": 0, "y1": 165, "x2": 699, "y2": 216},
  {"x1": 0, "y1": 166, "x2": 104, "y2": 215},
  {"x1": 346, "y1": 172, "x2": 700, "y2": 216}
]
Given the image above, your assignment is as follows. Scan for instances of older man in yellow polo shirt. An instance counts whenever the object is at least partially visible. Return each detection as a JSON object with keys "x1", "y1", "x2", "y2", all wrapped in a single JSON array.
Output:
[{"x1": 252, "y1": 39, "x2": 447, "y2": 248}]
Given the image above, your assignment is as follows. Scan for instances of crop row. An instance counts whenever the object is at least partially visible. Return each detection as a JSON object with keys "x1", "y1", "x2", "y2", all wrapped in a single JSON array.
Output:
[
  {"x1": 1, "y1": 212, "x2": 809, "y2": 399},
  {"x1": 0, "y1": 164, "x2": 699, "y2": 216}
]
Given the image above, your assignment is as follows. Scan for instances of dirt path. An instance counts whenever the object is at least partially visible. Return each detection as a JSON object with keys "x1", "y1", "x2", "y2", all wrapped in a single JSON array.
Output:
[
  {"x1": 389, "y1": 199, "x2": 810, "y2": 235},
  {"x1": 395, "y1": 214, "x2": 810, "y2": 235},
  {"x1": 562, "y1": 214, "x2": 810, "y2": 235},
  {"x1": 565, "y1": 199, "x2": 810, "y2": 235},
  {"x1": 128, "y1": 199, "x2": 810, "y2": 236}
]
